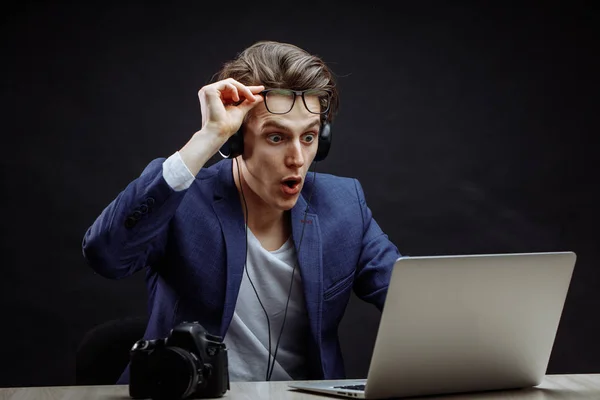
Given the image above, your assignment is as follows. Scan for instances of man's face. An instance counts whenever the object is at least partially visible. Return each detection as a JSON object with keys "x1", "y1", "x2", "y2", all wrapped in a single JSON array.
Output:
[{"x1": 240, "y1": 93, "x2": 321, "y2": 211}]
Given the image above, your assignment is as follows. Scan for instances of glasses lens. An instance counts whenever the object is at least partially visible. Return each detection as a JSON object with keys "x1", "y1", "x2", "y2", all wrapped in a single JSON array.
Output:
[
  {"x1": 303, "y1": 89, "x2": 331, "y2": 114},
  {"x1": 264, "y1": 89, "x2": 295, "y2": 114}
]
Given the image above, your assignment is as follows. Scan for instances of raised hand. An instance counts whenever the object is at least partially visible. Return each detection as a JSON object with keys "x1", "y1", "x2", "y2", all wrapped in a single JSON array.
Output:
[{"x1": 179, "y1": 79, "x2": 264, "y2": 175}]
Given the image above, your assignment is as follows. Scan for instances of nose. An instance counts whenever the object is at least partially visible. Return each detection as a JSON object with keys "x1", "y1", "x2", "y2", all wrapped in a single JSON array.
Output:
[{"x1": 286, "y1": 138, "x2": 305, "y2": 169}]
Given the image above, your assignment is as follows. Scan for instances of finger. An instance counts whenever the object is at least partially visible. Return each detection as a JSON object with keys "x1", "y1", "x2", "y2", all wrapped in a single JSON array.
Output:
[
  {"x1": 227, "y1": 79, "x2": 264, "y2": 101},
  {"x1": 246, "y1": 85, "x2": 266, "y2": 94},
  {"x1": 235, "y1": 95, "x2": 264, "y2": 114},
  {"x1": 219, "y1": 82, "x2": 241, "y2": 103},
  {"x1": 201, "y1": 87, "x2": 227, "y2": 114}
]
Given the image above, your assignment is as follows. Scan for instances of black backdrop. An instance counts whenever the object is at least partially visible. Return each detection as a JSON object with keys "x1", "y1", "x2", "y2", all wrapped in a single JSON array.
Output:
[{"x1": 1, "y1": 1, "x2": 597, "y2": 388}]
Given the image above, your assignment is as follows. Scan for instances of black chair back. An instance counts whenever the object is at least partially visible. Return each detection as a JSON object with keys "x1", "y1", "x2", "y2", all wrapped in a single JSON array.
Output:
[{"x1": 76, "y1": 316, "x2": 147, "y2": 385}]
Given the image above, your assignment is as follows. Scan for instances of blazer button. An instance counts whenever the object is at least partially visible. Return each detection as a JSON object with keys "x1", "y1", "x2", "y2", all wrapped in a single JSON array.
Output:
[
  {"x1": 139, "y1": 204, "x2": 149, "y2": 214},
  {"x1": 146, "y1": 197, "x2": 155, "y2": 206},
  {"x1": 132, "y1": 210, "x2": 142, "y2": 220},
  {"x1": 124, "y1": 217, "x2": 137, "y2": 228}
]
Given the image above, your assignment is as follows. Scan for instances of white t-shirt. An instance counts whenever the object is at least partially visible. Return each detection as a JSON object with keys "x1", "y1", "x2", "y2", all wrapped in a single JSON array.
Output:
[{"x1": 223, "y1": 228, "x2": 310, "y2": 381}]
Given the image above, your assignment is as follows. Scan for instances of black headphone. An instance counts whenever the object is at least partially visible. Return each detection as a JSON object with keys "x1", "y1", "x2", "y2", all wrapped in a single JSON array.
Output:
[{"x1": 219, "y1": 119, "x2": 332, "y2": 161}]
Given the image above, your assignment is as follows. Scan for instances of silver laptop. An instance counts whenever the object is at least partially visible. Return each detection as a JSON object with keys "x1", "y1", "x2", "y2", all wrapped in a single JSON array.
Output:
[{"x1": 289, "y1": 251, "x2": 576, "y2": 399}]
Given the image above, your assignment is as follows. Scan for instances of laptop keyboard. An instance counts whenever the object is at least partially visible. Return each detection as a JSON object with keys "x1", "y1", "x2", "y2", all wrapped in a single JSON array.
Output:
[{"x1": 333, "y1": 384, "x2": 366, "y2": 391}]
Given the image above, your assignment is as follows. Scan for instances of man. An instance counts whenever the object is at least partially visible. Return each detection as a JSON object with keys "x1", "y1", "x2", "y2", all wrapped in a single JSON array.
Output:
[{"x1": 82, "y1": 40, "x2": 401, "y2": 383}]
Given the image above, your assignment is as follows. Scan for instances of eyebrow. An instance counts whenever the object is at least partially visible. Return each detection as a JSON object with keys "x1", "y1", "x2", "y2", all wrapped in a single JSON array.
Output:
[{"x1": 261, "y1": 119, "x2": 321, "y2": 133}]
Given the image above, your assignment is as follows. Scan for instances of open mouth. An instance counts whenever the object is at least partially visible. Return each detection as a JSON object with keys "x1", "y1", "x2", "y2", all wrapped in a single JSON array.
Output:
[{"x1": 281, "y1": 177, "x2": 302, "y2": 195}]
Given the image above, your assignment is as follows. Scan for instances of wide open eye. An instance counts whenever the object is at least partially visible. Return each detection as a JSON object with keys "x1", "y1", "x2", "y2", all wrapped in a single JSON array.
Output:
[
  {"x1": 267, "y1": 134, "x2": 283, "y2": 143},
  {"x1": 303, "y1": 133, "x2": 316, "y2": 143}
]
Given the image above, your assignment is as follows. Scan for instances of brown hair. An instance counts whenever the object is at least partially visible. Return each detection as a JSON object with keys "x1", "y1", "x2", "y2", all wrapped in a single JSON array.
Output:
[{"x1": 215, "y1": 40, "x2": 339, "y2": 122}]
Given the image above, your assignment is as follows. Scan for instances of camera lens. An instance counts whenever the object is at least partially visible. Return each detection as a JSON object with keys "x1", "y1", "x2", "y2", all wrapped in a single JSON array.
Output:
[{"x1": 153, "y1": 347, "x2": 200, "y2": 400}]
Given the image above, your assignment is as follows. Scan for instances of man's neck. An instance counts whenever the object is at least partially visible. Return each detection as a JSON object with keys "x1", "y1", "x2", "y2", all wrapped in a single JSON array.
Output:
[{"x1": 232, "y1": 159, "x2": 291, "y2": 250}]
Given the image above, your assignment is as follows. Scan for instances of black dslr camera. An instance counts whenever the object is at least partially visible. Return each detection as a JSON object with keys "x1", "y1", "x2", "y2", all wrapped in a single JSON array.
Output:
[{"x1": 129, "y1": 322, "x2": 229, "y2": 399}]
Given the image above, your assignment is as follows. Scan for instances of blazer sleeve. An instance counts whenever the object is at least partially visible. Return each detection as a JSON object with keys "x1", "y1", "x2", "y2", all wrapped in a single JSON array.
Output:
[
  {"x1": 352, "y1": 179, "x2": 402, "y2": 310},
  {"x1": 82, "y1": 158, "x2": 188, "y2": 280}
]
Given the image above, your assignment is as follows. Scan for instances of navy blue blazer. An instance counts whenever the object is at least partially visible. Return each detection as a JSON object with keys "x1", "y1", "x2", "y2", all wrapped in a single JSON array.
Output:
[{"x1": 82, "y1": 158, "x2": 401, "y2": 382}]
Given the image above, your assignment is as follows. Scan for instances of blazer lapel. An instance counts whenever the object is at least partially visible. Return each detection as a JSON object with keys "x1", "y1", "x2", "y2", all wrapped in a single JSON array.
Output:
[
  {"x1": 291, "y1": 193, "x2": 324, "y2": 372},
  {"x1": 212, "y1": 160, "x2": 247, "y2": 337}
]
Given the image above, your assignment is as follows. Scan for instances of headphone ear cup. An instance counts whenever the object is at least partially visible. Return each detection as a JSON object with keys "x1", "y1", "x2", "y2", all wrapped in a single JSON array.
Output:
[
  {"x1": 218, "y1": 128, "x2": 244, "y2": 159},
  {"x1": 314, "y1": 122, "x2": 332, "y2": 162}
]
